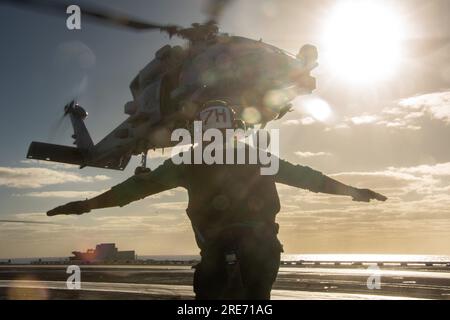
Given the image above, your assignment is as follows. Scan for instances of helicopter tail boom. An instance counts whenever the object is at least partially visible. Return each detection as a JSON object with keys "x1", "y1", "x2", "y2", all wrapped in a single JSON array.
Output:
[
  {"x1": 26, "y1": 142, "x2": 84, "y2": 166},
  {"x1": 26, "y1": 101, "x2": 94, "y2": 167},
  {"x1": 26, "y1": 100, "x2": 131, "y2": 171}
]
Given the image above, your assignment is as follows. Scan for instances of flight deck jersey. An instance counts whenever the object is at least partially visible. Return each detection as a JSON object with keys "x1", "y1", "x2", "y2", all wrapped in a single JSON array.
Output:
[{"x1": 110, "y1": 147, "x2": 330, "y2": 244}]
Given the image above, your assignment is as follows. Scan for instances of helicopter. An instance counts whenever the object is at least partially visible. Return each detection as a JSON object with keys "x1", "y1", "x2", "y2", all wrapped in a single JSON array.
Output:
[{"x1": 5, "y1": 0, "x2": 319, "y2": 174}]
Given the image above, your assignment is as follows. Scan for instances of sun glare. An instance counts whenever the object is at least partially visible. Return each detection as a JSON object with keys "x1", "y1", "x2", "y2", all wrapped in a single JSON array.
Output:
[
  {"x1": 322, "y1": 1, "x2": 407, "y2": 84},
  {"x1": 293, "y1": 96, "x2": 332, "y2": 122}
]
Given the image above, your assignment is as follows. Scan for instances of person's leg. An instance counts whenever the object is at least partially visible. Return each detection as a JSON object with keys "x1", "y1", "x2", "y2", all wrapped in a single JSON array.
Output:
[
  {"x1": 194, "y1": 234, "x2": 282, "y2": 300},
  {"x1": 238, "y1": 235, "x2": 282, "y2": 300},
  {"x1": 193, "y1": 249, "x2": 227, "y2": 300}
]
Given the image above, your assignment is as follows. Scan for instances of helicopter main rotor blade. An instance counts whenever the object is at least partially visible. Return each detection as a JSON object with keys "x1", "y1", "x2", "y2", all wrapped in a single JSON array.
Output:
[
  {"x1": 0, "y1": 219, "x2": 65, "y2": 226},
  {"x1": 204, "y1": 0, "x2": 234, "y2": 24},
  {"x1": 0, "y1": 0, "x2": 182, "y2": 35}
]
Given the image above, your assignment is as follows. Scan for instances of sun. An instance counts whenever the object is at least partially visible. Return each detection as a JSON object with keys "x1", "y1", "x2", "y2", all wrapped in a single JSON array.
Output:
[{"x1": 321, "y1": 1, "x2": 407, "y2": 85}]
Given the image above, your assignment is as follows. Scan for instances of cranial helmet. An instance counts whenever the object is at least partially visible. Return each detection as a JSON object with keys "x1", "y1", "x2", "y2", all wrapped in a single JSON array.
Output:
[{"x1": 197, "y1": 100, "x2": 245, "y2": 131}]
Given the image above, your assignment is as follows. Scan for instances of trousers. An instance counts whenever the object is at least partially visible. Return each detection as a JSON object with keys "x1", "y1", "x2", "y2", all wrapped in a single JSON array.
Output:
[{"x1": 193, "y1": 226, "x2": 282, "y2": 300}]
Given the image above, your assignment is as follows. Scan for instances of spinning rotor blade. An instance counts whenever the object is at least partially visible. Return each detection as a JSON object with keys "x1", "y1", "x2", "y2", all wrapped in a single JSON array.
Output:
[
  {"x1": 47, "y1": 111, "x2": 69, "y2": 142},
  {"x1": 0, "y1": 0, "x2": 181, "y2": 35},
  {"x1": 0, "y1": 219, "x2": 65, "y2": 226},
  {"x1": 46, "y1": 99, "x2": 76, "y2": 142},
  {"x1": 204, "y1": 0, "x2": 234, "y2": 25}
]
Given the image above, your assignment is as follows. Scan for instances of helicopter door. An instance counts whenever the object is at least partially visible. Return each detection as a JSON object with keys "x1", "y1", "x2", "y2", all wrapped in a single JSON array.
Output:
[{"x1": 129, "y1": 78, "x2": 162, "y2": 125}]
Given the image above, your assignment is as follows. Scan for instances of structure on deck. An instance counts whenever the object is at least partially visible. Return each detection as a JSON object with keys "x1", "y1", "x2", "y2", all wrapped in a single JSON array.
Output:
[{"x1": 70, "y1": 243, "x2": 136, "y2": 263}]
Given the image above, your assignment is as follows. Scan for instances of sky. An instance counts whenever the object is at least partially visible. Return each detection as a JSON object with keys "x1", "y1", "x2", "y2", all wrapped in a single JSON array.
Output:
[{"x1": 0, "y1": 0, "x2": 449, "y2": 258}]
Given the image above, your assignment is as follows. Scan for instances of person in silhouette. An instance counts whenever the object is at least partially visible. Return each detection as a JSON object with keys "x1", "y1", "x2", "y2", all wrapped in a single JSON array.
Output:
[{"x1": 47, "y1": 101, "x2": 387, "y2": 300}]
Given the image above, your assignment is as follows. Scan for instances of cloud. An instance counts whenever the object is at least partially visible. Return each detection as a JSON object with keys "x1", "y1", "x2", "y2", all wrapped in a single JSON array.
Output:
[
  {"x1": 350, "y1": 115, "x2": 378, "y2": 125},
  {"x1": 376, "y1": 120, "x2": 422, "y2": 130},
  {"x1": 149, "y1": 188, "x2": 186, "y2": 200},
  {"x1": 330, "y1": 170, "x2": 419, "y2": 190},
  {"x1": 390, "y1": 162, "x2": 450, "y2": 176},
  {"x1": 20, "y1": 160, "x2": 78, "y2": 169},
  {"x1": 92, "y1": 213, "x2": 188, "y2": 231},
  {"x1": 398, "y1": 91, "x2": 450, "y2": 123},
  {"x1": 14, "y1": 212, "x2": 75, "y2": 222},
  {"x1": 1, "y1": 211, "x2": 189, "y2": 235},
  {"x1": 0, "y1": 219, "x2": 63, "y2": 225},
  {"x1": 283, "y1": 117, "x2": 316, "y2": 126},
  {"x1": 0, "y1": 213, "x2": 75, "y2": 232},
  {"x1": 0, "y1": 210, "x2": 196, "y2": 258},
  {"x1": 379, "y1": 91, "x2": 450, "y2": 129},
  {"x1": 17, "y1": 190, "x2": 105, "y2": 199},
  {"x1": 3, "y1": 162, "x2": 450, "y2": 256},
  {"x1": 330, "y1": 91, "x2": 450, "y2": 131},
  {"x1": 295, "y1": 151, "x2": 332, "y2": 158},
  {"x1": 151, "y1": 201, "x2": 188, "y2": 211},
  {"x1": 0, "y1": 167, "x2": 109, "y2": 189},
  {"x1": 275, "y1": 161, "x2": 450, "y2": 247},
  {"x1": 275, "y1": 162, "x2": 450, "y2": 225},
  {"x1": 330, "y1": 162, "x2": 450, "y2": 196}
]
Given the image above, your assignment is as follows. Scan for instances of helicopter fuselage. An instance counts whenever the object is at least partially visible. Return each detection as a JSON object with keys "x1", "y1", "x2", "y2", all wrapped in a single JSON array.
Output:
[
  {"x1": 94, "y1": 36, "x2": 316, "y2": 157},
  {"x1": 28, "y1": 35, "x2": 317, "y2": 171}
]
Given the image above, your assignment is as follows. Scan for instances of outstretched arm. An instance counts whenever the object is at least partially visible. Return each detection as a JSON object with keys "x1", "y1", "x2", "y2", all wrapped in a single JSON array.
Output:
[
  {"x1": 275, "y1": 159, "x2": 387, "y2": 202},
  {"x1": 47, "y1": 159, "x2": 184, "y2": 216}
]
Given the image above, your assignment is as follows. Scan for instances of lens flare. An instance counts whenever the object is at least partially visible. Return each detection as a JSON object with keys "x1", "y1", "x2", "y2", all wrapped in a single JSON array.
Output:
[
  {"x1": 241, "y1": 107, "x2": 262, "y2": 125},
  {"x1": 7, "y1": 277, "x2": 49, "y2": 300},
  {"x1": 293, "y1": 96, "x2": 332, "y2": 122}
]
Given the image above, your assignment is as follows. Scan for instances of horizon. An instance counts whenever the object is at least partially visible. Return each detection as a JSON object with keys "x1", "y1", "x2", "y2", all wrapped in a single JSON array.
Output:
[
  {"x1": 3, "y1": 253, "x2": 450, "y2": 262},
  {"x1": 1, "y1": 0, "x2": 450, "y2": 258}
]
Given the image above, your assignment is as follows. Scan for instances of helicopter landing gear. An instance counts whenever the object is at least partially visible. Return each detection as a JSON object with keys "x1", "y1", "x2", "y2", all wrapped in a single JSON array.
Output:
[{"x1": 134, "y1": 151, "x2": 151, "y2": 175}]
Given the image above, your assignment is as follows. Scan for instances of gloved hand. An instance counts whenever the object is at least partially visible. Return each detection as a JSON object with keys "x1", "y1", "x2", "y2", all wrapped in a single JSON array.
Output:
[
  {"x1": 351, "y1": 188, "x2": 387, "y2": 203},
  {"x1": 47, "y1": 200, "x2": 91, "y2": 216}
]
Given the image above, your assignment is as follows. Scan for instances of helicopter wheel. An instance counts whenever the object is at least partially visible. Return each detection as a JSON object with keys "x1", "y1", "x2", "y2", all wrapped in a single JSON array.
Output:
[
  {"x1": 134, "y1": 151, "x2": 152, "y2": 175},
  {"x1": 134, "y1": 166, "x2": 152, "y2": 175}
]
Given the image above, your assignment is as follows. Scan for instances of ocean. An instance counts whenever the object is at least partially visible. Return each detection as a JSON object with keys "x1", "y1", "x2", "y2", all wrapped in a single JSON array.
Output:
[{"x1": 2, "y1": 254, "x2": 450, "y2": 264}]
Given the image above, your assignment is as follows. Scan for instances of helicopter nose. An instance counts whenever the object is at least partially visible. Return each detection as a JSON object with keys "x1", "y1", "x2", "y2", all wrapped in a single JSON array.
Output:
[
  {"x1": 288, "y1": 44, "x2": 318, "y2": 94},
  {"x1": 297, "y1": 44, "x2": 319, "y2": 71},
  {"x1": 296, "y1": 74, "x2": 316, "y2": 94}
]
